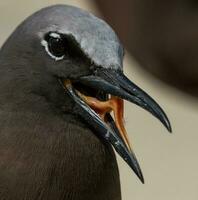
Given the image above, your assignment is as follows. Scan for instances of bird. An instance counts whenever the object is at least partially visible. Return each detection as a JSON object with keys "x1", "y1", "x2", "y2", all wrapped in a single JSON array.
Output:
[{"x1": 0, "y1": 5, "x2": 171, "y2": 200}]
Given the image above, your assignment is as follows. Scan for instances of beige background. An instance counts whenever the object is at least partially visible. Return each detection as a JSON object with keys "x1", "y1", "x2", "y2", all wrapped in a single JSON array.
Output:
[{"x1": 1, "y1": 1, "x2": 198, "y2": 200}]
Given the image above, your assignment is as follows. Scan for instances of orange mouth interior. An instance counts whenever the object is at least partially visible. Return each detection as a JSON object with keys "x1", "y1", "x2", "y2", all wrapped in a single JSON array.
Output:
[{"x1": 77, "y1": 92, "x2": 132, "y2": 151}]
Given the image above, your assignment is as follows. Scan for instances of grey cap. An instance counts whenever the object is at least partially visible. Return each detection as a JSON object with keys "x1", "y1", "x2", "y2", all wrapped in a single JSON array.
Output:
[{"x1": 15, "y1": 5, "x2": 124, "y2": 70}]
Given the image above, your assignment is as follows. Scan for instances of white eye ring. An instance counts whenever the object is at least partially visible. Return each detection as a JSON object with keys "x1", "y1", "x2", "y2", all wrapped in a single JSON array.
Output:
[{"x1": 41, "y1": 32, "x2": 65, "y2": 61}]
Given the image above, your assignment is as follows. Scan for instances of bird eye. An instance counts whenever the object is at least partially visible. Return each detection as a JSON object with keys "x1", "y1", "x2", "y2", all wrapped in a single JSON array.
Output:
[{"x1": 42, "y1": 32, "x2": 66, "y2": 61}]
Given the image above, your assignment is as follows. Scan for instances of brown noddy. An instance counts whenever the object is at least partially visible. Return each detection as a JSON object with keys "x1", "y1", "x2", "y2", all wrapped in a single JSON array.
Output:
[{"x1": 0, "y1": 5, "x2": 171, "y2": 200}]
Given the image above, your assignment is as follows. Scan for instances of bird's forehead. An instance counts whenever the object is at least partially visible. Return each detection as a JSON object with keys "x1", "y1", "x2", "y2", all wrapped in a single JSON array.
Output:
[{"x1": 35, "y1": 5, "x2": 124, "y2": 70}]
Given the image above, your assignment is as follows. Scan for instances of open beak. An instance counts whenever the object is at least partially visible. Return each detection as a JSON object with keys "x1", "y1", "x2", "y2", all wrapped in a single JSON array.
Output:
[{"x1": 61, "y1": 68, "x2": 171, "y2": 183}]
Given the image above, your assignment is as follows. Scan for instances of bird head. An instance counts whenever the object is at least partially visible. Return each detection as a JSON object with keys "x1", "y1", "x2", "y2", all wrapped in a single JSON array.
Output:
[{"x1": 1, "y1": 5, "x2": 171, "y2": 183}]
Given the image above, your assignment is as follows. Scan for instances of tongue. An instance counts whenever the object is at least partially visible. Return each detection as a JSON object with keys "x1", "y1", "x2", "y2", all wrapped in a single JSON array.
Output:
[{"x1": 78, "y1": 93, "x2": 132, "y2": 151}]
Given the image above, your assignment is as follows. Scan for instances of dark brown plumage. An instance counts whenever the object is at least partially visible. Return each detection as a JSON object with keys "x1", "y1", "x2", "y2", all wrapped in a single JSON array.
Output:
[
  {"x1": 0, "y1": 108, "x2": 121, "y2": 200},
  {"x1": 0, "y1": 4, "x2": 171, "y2": 200}
]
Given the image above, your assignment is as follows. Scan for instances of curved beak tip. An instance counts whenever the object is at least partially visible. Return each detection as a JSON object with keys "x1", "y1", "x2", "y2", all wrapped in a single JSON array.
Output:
[
  {"x1": 135, "y1": 167, "x2": 144, "y2": 184},
  {"x1": 140, "y1": 176, "x2": 145, "y2": 184},
  {"x1": 162, "y1": 117, "x2": 172, "y2": 133},
  {"x1": 167, "y1": 124, "x2": 172, "y2": 133}
]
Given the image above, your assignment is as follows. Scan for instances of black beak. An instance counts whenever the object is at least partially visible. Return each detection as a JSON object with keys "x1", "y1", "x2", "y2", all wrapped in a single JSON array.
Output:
[
  {"x1": 61, "y1": 68, "x2": 171, "y2": 184},
  {"x1": 79, "y1": 68, "x2": 171, "y2": 133}
]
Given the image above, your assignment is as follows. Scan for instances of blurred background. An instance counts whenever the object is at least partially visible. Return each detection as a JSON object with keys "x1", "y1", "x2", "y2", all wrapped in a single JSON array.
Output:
[{"x1": 0, "y1": 0, "x2": 198, "y2": 199}]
